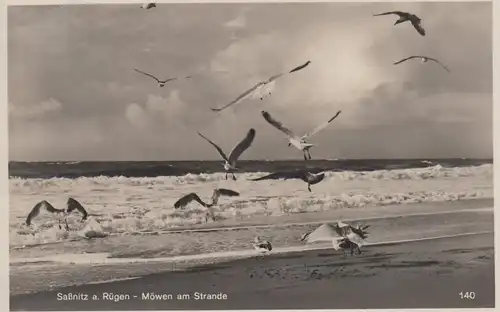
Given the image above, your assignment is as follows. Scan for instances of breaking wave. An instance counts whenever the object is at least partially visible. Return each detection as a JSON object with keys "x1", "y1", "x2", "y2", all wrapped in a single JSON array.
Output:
[{"x1": 9, "y1": 164, "x2": 493, "y2": 249}]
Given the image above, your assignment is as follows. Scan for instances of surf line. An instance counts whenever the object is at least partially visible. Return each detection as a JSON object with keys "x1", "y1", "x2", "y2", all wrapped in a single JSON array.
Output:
[
  {"x1": 12, "y1": 230, "x2": 492, "y2": 266},
  {"x1": 131, "y1": 206, "x2": 493, "y2": 236}
]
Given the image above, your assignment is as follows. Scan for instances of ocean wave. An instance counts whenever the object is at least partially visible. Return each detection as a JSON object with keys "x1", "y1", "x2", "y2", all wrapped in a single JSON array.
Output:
[
  {"x1": 9, "y1": 164, "x2": 493, "y2": 249},
  {"x1": 9, "y1": 164, "x2": 493, "y2": 189}
]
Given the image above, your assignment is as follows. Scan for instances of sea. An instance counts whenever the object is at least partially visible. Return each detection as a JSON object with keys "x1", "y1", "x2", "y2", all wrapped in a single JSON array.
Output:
[
  {"x1": 8, "y1": 158, "x2": 493, "y2": 179},
  {"x1": 8, "y1": 158, "x2": 494, "y2": 294},
  {"x1": 8, "y1": 158, "x2": 493, "y2": 265}
]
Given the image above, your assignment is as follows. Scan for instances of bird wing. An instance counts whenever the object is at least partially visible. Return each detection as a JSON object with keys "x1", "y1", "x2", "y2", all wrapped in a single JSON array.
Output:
[
  {"x1": 228, "y1": 128, "x2": 256, "y2": 164},
  {"x1": 410, "y1": 19, "x2": 426, "y2": 36},
  {"x1": 250, "y1": 169, "x2": 324, "y2": 182},
  {"x1": 174, "y1": 193, "x2": 207, "y2": 209},
  {"x1": 134, "y1": 69, "x2": 161, "y2": 83},
  {"x1": 301, "y1": 110, "x2": 342, "y2": 139},
  {"x1": 66, "y1": 197, "x2": 88, "y2": 221},
  {"x1": 427, "y1": 58, "x2": 451, "y2": 72},
  {"x1": 215, "y1": 188, "x2": 240, "y2": 197},
  {"x1": 349, "y1": 224, "x2": 370, "y2": 240},
  {"x1": 261, "y1": 111, "x2": 298, "y2": 139},
  {"x1": 302, "y1": 223, "x2": 341, "y2": 243},
  {"x1": 42, "y1": 200, "x2": 63, "y2": 213},
  {"x1": 373, "y1": 11, "x2": 406, "y2": 17},
  {"x1": 266, "y1": 73, "x2": 285, "y2": 83},
  {"x1": 211, "y1": 188, "x2": 239, "y2": 205},
  {"x1": 26, "y1": 201, "x2": 43, "y2": 225},
  {"x1": 197, "y1": 132, "x2": 229, "y2": 162},
  {"x1": 307, "y1": 172, "x2": 326, "y2": 185},
  {"x1": 288, "y1": 60, "x2": 311, "y2": 74},
  {"x1": 210, "y1": 82, "x2": 265, "y2": 112},
  {"x1": 346, "y1": 232, "x2": 367, "y2": 247},
  {"x1": 393, "y1": 55, "x2": 420, "y2": 65}
]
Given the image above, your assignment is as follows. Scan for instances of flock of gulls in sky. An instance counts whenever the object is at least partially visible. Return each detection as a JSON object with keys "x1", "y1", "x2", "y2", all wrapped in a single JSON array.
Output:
[{"x1": 23, "y1": 3, "x2": 449, "y2": 256}]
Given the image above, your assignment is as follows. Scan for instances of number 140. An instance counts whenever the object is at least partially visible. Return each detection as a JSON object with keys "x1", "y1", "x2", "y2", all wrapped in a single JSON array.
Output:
[{"x1": 459, "y1": 292, "x2": 476, "y2": 300}]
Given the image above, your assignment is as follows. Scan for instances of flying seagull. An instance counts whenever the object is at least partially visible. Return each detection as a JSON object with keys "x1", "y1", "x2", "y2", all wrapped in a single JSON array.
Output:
[
  {"x1": 393, "y1": 55, "x2": 450, "y2": 72},
  {"x1": 197, "y1": 128, "x2": 256, "y2": 180},
  {"x1": 66, "y1": 197, "x2": 89, "y2": 222},
  {"x1": 250, "y1": 169, "x2": 326, "y2": 192},
  {"x1": 25, "y1": 200, "x2": 69, "y2": 230},
  {"x1": 140, "y1": 3, "x2": 156, "y2": 9},
  {"x1": 174, "y1": 188, "x2": 240, "y2": 222},
  {"x1": 210, "y1": 60, "x2": 311, "y2": 112},
  {"x1": 300, "y1": 222, "x2": 370, "y2": 256},
  {"x1": 134, "y1": 69, "x2": 191, "y2": 87},
  {"x1": 252, "y1": 236, "x2": 273, "y2": 257},
  {"x1": 261, "y1": 110, "x2": 341, "y2": 160},
  {"x1": 373, "y1": 11, "x2": 425, "y2": 36}
]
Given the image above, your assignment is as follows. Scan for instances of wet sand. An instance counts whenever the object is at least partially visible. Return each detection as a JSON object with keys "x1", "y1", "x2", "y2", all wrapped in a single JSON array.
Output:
[{"x1": 10, "y1": 232, "x2": 494, "y2": 310}]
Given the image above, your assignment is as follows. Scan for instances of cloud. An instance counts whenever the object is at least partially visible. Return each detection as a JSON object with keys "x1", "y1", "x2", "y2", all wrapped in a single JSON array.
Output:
[
  {"x1": 224, "y1": 10, "x2": 247, "y2": 29},
  {"x1": 9, "y1": 98, "x2": 63, "y2": 120},
  {"x1": 7, "y1": 2, "x2": 493, "y2": 160}
]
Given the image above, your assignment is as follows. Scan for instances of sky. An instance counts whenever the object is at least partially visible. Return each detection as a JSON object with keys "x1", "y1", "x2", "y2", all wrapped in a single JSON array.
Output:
[{"x1": 7, "y1": 1, "x2": 493, "y2": 161}]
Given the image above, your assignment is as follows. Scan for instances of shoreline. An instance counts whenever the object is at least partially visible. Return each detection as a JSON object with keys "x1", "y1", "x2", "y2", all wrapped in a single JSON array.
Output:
[{"x1": 10, "y1": 232, "x2": 495, "y2": 310}]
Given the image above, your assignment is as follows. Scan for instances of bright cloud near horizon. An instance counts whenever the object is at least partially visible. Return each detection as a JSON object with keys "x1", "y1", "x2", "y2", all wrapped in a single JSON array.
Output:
[{"x1": 8, "y1": 2, "x2": 492, "y2": 161}]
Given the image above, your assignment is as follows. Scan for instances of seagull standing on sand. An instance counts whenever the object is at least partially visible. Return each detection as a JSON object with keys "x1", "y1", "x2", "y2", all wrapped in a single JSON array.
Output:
[
  {"x1": 25, "y1": 200, "x2": 69, "y2": 230},
  {"x1": 174, "y1": 188, "x2": 240, "y2": 222},
  {"x1": 251, "y1": 170, "x2": 326, "y2": 192},
  {"x1": 210, "y1": 60, "x2": 311, "y2": 112},
  {"x1": 373, "y1": 11, "x2": 426, "y2": 36},
  {"x1": 134, "y1": 69, "x2": 191, "y2": 88},
  {"x1": 261, "y1": 110, "x2": 341, "y2": 160},
  {"x1": 301, "y1": 222, "x2": 370, "y2": 256},
  {"x1": 140, "y1": 3, "x2": 156, "y2": 9},
  {"x1": 393, "y1": 55, "x2": 450, "y2": 72},
  {"x1": 252, "y1": 236, "x2": 273, "y2": 258},
  {"x1": 197, "y1": 128, "x2": 256, "y2": 180}
]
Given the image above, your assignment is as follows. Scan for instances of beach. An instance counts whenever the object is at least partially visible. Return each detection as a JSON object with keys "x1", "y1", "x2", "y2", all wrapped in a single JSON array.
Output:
[
  {"x1": 8, "y1": 161, "x2": 494, "y2": 310},
  {"x1": 10, "y1": 231, "x2": 494, "y2": 310}
]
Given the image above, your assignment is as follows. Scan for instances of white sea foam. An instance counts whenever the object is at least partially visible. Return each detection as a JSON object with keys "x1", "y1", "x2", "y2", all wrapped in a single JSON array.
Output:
[{"x1": 9, "y1": 164, "x2": 493, "y2": 249}]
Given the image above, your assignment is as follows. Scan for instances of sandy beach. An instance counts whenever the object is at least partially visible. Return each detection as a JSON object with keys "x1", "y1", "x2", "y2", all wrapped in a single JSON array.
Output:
[{"x1": 10, "y1": 231, "x2": 494, "y2": 310}]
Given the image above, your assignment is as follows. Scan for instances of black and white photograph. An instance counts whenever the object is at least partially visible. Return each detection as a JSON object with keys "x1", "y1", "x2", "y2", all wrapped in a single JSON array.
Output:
[{"x1": 7, "y1": 0, "x2": 494, "y2": 310}]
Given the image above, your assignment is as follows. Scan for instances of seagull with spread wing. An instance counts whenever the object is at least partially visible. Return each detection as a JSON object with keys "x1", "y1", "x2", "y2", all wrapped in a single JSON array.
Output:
[
  {"x1": 394, "y1": 55, "x2": 450, "y2": 72},
  {"x1": 174, "y1": 188, "x2": 240, "y2": 222},
  {"x1": 134, "y1": 69, "x2": 191, "y2": 87},
  {"x1": 373, "y1": 11, "x2": 425, "y2": 36},
  {"x1": 25, "y1": 200, "x2": 69, "y2": 230},
  {"x1": 261, "y1": 110, "x2": 341, "y2": 160},
  {"x1": 300, "y1": 222, "x2": 370, "y2": 256},
  {"x1": 250, "y1": 169, "x2": 326, "y2": 192},
  {"x1": 197, "y1": 128, "x2": 256, "y2": 180},
  {"x1": 210, "y1": 60, "x2": 311, "y2": 112},
  {"x1": 140, "y1": 3, "x2": 156, "y2": 9}
]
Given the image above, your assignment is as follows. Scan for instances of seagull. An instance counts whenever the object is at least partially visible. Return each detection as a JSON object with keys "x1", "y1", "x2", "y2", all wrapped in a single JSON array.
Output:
[
  {"x1": 140, "y1": 3, "x2": 156, "y2": 9},
  {"x1": 261, "y1": 110, "x2": 341, "y2": 160},
  {"x1": 174, "y1": 188, "x2": 240, "y2": 222},
  {"x1": 197, "y1": 128, "x2": 256, "y2": 180},
  {"x1": 252, "y1": 236, "x2": 273, "y2": 257},
  {"x1": 250, "y1": 169, "x2": 326, "y2": 192},
  {"x1": 25, "y1": 200, "x2": 69, "y2": 230},
  {"x1": 393, "y1": 55, "x2": 450, "y2": 72},
  {"x1": 210, "y1": 60, "x2": 311, "y2": 112},
  {"x1": 65, "y1": 197, "x2": 89, "y2": 223},
  {"x1": 134, "y1": 69, "x2": 191, "y2": 87},
  {"x1": 300, "y1": 222, "x2": 370, "y2": 256},
  {"x1": 373, "y1": 11, "x2": 425, "y2": 36}
]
